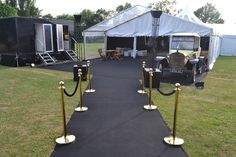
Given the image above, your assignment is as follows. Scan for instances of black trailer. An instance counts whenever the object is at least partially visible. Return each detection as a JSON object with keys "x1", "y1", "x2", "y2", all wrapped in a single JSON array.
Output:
[{"x1": 0, "y1": 17, "x2": 74, "y2": 66}]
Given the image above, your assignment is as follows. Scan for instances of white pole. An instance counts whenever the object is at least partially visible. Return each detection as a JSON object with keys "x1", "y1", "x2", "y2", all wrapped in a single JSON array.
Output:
[
  {"x1": 104, "y1": 35, "x2": 107, "y2": 51},
  {"x1": 83, "y1": 35, "x2": 87, "y2": 60},
  {"x1": 169, "y1": 35, "x2": 172, "y2": 53},
  {"x1": 132, "y1": 36, "x2": 137, "y2": 58},
  {"x1": 208, "y1": 30, "x2": 213, "y2": 70},
  {"x1": 16, "y1": 53, "x2": 19, "y2": 67}
]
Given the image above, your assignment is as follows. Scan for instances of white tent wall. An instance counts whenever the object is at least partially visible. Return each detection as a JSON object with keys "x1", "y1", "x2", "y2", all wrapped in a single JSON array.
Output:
[
  {"x1": 208, "y1": 34, "x2": 222, "y2": 70},
  {"x1": 220, "y1": 35, "x2": 236, "y2": 56},
  {"x1": 207, "y1": 24, "x2": 236, "y2": 56}
]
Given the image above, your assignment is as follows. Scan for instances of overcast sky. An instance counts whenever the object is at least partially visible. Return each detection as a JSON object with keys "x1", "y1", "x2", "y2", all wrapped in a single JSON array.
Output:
[{"x1": 36, "y1": 0, "x2": 235, "y2": 24}]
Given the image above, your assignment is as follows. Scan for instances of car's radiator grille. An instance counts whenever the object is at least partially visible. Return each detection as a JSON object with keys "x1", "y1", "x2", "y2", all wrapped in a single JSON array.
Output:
[{"x1": 169, "y1": 53, "x2": 185, "y2": 68}]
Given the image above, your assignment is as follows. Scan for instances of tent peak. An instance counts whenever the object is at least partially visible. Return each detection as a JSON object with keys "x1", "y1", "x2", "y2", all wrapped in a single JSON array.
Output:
[{"x1": 176, "y1": 6, "x2": 204, "y2": 24}]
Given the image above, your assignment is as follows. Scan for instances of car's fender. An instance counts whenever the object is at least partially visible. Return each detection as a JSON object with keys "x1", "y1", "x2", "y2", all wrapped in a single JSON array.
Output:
[
  {"x1": 155, "y1": 56, "x2": 169, "y2": 68},
  {"x1": 155, "y1": 56, "x2": 166, "y2": 62},
  {"x1": 155, "y1": 56, "x2": 169, "y2": 64},
  {"x1": 189, "y1": 58, "x2": 199, "y2": 65}
]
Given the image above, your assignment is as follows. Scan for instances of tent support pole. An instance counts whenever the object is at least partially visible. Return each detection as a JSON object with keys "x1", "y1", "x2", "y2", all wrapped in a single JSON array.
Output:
[
  {"x1": 133, "y1": 36, "x2": 137, "y2": 58},
  {"x1": 104, "y1": 35, "x2": 107, "y2": 51},
  {"x1": 83, "y1": 36, "x2": 87, "y2": 60}
]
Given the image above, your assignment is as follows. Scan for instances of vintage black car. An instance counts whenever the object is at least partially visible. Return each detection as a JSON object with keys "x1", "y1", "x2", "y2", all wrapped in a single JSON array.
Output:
[{"x1": 155, "y1": 33, "x2": 207, "y2": 83}]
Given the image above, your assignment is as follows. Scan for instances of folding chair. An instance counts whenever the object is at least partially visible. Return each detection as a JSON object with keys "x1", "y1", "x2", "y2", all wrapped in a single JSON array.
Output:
[
  {"x1": 98, "y1": 48, "x2": 107, "y2": 61},
  {"x1": 113, "y1": 48, "x2": 123, "y2": 60}
]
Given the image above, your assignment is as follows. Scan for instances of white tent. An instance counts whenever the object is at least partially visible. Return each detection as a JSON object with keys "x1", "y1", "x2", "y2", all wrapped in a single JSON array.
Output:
[
  {"x1": 176, "y1": 6, "x2": 204, "y2": 25},
  {"x1": 83, "y1": 5, "x2": 221, "y2": 69},
  {"x1": 207, "y1": 24, "x2": 236, "y2": 56},
  {"x1": 220, "y1": 35, "x2": 236, "y2": 56}
]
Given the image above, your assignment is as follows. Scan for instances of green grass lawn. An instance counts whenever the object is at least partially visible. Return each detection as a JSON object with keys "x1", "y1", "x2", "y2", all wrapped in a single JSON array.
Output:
[
  {"x1": 0, "y1": 66, "x2": 88, "y2": 157},
  {"x1": 76, "y1": 43, "x2": 103, "y2": 59},
  {"x1": 153, "y1": 56, "x2": 236, "y2": 157},
  {"x1": 85, "y1": 43, "x2": 103, "y2": 58},
  {"x1": 0, "y1": 56, "x2": 235, "y2": 157}
]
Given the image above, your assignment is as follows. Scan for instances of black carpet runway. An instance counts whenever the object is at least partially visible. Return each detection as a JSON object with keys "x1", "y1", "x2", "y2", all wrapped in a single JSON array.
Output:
[{"x1": 47, "y1": 58, "x2": 188, "y2": 157}]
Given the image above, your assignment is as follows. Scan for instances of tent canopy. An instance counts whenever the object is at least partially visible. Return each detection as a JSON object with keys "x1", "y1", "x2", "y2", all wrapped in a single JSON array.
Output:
[
  {"x1": 83, "y1": 5, "x2": 150, "y2": 36},
  {"x1": 83, "y1": 5, "x2": 212, "y2": 37}
]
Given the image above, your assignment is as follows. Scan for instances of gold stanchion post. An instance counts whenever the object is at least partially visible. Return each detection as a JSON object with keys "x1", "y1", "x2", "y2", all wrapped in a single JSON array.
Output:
[
  {"x1": 85, "y1": 60, "x2": 95, "y2": 93},
  {"x1": 137, "y1": 61, "x2": 147, "y2": 94},
  {"x1": 164, "y1": 83, "x2": 184, "y2": 146},
  {"x1": 56, "y1": 81, "x2": 76, "y2": 144},
  {"x1": 75, "y1": 69, "x2": 88, "y2": 112},
  {"x1": 143, "y1": 68, "x2": 157, "y2": 111}
]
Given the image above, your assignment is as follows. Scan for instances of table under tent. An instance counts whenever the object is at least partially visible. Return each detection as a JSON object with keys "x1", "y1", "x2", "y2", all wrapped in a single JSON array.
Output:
[
  {"x1": 0, "y1": 17, "x2": 77, "y2": 66},
  {"x1": 83, "y1": 5, "x2": 221, "y2": 70}
]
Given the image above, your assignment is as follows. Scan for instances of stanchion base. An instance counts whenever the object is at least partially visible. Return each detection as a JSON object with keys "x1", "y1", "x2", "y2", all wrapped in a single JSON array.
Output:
[
  {"x1": 56, "y1": 135, "x2": 76, "y2": 144},
  {"x1": 143, "y1": 105, "x2": 157, "y2": 111},
  {"x1": 164, "y1": 136, "x2": 184, "y2": 146},
  {"x1": 85, "y1": 89, "x2": 96, "y2": 93},
  {"x1": 75, "y1": 106, "x2": 88, "y2": 112},
  {"x1": 137, "y1": 90, "x2": 146, "y2": 94}
]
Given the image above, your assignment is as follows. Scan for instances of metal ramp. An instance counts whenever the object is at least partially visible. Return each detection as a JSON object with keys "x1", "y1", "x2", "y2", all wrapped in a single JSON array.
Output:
[
  {"x1": 65, "y1": 50, "x2": 78, "y2": 61},
  {"x1": 38, "y1": 53, "x2": 55, "y2": 65}
]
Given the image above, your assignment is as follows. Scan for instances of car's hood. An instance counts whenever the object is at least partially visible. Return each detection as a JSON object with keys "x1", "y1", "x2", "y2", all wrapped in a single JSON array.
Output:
[{"x1": 170, "y1": 50, "x2": 193, "y2": 57}]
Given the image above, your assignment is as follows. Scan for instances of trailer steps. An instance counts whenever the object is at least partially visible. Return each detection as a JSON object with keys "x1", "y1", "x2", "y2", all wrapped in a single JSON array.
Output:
[
  {"x1": 65, "y1": 50, "x2": 78, "y2": 61},
  {"x1": 38, "y1": 53, "x2": 55, "y2": 65}
]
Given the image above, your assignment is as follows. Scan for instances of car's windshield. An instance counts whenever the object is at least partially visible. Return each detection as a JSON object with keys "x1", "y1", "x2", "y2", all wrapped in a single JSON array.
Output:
[{"x1": 171, "y1": 36, "x2": 194, "y2": 50}]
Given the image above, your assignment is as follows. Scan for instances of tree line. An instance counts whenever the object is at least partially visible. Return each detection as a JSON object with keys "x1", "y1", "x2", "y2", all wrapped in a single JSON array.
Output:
[
  {"x1": 0, "y1": 0, "x2": 225, "y2": 30},
  {"x1": 0, "y1": 0, "x2": 41, "y2": 17}
]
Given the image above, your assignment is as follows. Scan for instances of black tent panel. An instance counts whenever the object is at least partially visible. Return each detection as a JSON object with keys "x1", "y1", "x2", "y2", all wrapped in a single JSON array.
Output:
[
  {"x1": 0, "y1": 18, "x2": 17, "y2": 54},
  {"x1": 137, "y1": 37, "x2": 150, "y2": 50},
  {"x1": 107, "y1": 37, "x2": 133, "y2": 50},
  {"x1": 16, "y1": 17, "x2": 49, "y2": 54}
]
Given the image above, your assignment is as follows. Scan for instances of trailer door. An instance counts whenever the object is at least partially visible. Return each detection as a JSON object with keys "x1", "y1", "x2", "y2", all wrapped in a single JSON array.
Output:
[
  {"x1": 56, "y1": 24, "x2": 64, "y2": 51},
  {"x1": 43, "y1": 24, "x2": 54, "y2": 52}
]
